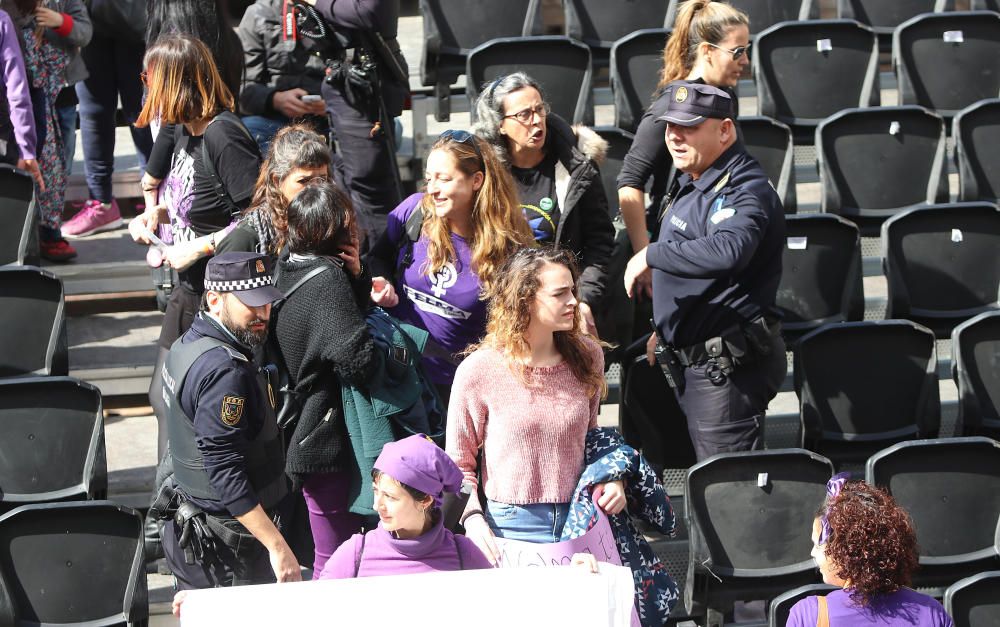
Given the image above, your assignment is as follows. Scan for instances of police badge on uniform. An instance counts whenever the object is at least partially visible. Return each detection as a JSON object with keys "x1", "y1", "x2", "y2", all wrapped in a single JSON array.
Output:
[{"x1": 221, "y1": 395, "x2": 245, "y2": 426}]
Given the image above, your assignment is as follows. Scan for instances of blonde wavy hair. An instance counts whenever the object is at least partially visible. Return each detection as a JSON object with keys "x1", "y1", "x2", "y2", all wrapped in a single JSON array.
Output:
[
  {"x1": 659, "y1": 0, "x2": 749, "y2": 91},
  {"x1": 475, "y1": 247, "x2": 606, "y2": 398},
  {"x1": 419, "y1": 133, "x2": 535, "y2": 294}
]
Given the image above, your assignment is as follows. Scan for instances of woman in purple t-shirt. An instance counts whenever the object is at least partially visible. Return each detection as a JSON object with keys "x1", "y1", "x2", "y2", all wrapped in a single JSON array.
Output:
[
  {"x1": 367, "y1": 130, "x2": 535, "y2": 400},
  {"x1": 787, "y1": 475, "x2": 953, "y2": 627}
]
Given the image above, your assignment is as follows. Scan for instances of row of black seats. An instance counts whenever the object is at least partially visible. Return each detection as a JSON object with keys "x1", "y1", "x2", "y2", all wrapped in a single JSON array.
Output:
[
  {"x1": 681, "y1": 439, "x2": 1000, "y2": 624},
  {"x1": 597, "y1": 97, "x2": 1000, "y2": 223}
]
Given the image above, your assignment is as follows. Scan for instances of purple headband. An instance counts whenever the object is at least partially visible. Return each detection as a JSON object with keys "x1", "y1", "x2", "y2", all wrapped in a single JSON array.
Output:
[{"x1": 818, "y1": 472, "x2": 851, "y2": 545}]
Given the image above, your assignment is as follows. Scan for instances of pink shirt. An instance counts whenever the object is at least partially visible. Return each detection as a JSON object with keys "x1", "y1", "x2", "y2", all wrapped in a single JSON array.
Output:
[{"x1": 445, "y1": 339, "x2": 602, "y2": 512}]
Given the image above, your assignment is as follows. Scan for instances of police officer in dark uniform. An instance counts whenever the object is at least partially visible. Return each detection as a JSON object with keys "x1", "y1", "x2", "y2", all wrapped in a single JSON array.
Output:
[
  {"x1": 624, "y1": 82, "x2": 786, "y2": 462},
  {"x1": 297, "y1": 0, "x2": 408, "y2": 240},
  {"x1": 157, "y1": 252, "x2": 301, "y2": 589}
]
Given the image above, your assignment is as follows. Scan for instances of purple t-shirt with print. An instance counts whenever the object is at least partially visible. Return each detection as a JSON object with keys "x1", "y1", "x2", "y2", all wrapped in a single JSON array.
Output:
[{"x1": 384, "y1": 193, "x2": 486, "y2": 385}]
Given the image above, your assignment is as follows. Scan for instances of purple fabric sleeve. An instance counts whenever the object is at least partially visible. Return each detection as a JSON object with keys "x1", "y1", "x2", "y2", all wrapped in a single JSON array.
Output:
[
  {"x1": 0, "y1": 10, "x2": 37, "y2": 160},
  {"x1": 317, "y1": 532, "x2": 365, "y2": 580},
  {"x1": 786, "y1": 596, "x2": 817, "y2": 627},
  {"x1": 455, "y1": 535, "x2": 494, "y2": 570}
]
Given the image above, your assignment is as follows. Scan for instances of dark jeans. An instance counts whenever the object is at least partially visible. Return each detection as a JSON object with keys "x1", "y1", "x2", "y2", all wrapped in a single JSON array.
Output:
[
  {"x1": 674, "y1": 335, "x2": 787, "y2": 462},
  {"x1": 76, "y1": 33, "x2": 153, "y2": 203},
  {"x1": 321, "y1": 81, "x2": 401, "y2": 238}
]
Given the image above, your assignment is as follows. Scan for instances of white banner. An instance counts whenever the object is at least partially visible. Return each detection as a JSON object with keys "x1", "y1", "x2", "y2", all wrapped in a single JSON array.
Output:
[{"x1": 180, "y1": 565, "x2": 637, "y2": 627}]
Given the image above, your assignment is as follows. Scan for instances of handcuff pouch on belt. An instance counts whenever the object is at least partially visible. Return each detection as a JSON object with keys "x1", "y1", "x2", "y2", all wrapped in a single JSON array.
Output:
[{"x1": 654, "y1": 316, "x2": 779, "y2": 389}]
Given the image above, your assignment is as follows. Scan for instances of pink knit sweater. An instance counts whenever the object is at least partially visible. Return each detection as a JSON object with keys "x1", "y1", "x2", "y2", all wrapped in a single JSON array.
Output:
[{"x1": 445, "y1": 339, "x2": 603, "y2": 513}]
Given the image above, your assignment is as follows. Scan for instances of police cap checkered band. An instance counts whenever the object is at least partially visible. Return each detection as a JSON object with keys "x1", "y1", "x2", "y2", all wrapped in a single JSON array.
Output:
[
  {"x1": 203, "y1": 275, "x2": 274, "y2": 293},
  {"x1": 205, "y1": 252, "x2": 283, "y2": 306}
]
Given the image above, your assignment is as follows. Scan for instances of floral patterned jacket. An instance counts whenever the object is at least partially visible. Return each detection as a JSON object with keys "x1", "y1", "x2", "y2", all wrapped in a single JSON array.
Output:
[{"x1": 562, "y1": 427, "x2": 679, "y2": 626}]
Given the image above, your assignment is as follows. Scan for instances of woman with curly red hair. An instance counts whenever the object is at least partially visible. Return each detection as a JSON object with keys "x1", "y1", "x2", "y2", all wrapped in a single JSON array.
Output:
[{"x1": 788, "y1": 475, "x2": 953, "y2": 626}]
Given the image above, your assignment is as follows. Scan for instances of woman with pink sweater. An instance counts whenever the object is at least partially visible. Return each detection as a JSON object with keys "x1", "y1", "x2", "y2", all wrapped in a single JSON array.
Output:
[{"x1": 446, "y1": 247, "x2": 625, "y2": 563}]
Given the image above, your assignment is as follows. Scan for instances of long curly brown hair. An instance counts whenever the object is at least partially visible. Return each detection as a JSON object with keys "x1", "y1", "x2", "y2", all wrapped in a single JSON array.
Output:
[
  {"x1": 473, "y1": 247, "x2": 606, "y2": 398},
  {"x1": 246, "y1": 123, "x2": 332, "y2": 253},
  {"x1": 419, "y1": 133, "x2": 535, "y2": 295},
  {"x1": 821, "y1": 481, "x2": 920, "y2": 606}
]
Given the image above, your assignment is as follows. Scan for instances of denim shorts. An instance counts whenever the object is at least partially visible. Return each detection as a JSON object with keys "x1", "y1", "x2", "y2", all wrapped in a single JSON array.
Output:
[{"x1": 484, "y1": 499, "x2": 570, "y2": 544}]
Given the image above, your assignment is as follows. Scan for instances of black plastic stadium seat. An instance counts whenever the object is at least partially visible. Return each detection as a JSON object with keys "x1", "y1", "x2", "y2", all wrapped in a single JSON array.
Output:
[
  {"x1": 0, "y1": 165, "x2": 39, "y2": 266},
  {"x1": 816, "y1": 105, "x2": 949, "y2": 236},
  {"x1": 0, "y1": 266, "x2": 68, "y2": 377},
  {"x1": 740, "y1": 115, "x2": 797, "y2": 213},
  {"x1": 419, "y1": 0, "x2": 542, "y2": 121},
  {"x1": 840, "y1": 0, "x2": 947, "y2": 50},
  {"x1": 768, "y1": 583, "x2": 840, "y2": 627},
  {"x1": 777, "y1": 214, "x2": 864, "y2": 342},
  {"x1": 881, "y1": 203, "x2": 1000, "y2": 337},
  {"x1": 953, "y1": 98, "x2": 1000, "y2": 203},
  {"x1": 753, "y1": 19, "x2": 880, "y2": 144},
  {"x1": 866, "y1": 437, "x2": 1000, "y2": 591},
  {"x1": 794, "y1": 320, "x2": 941, "y2": 469},
  {"x1": 0, "y1": 501, "x2": 147, "y2": 626},
  {"x1": 944, "y1": 571, "x2": 1000, "y2": 627},
  {"x1": 684, "y1": 449, "x2": 832, "y2": 624},
  {"x1": 0, "y1": 377, "x2": 108, "y2": 513},
  {"x1": 466, "y1": 36, "x2": 593, "y2": 126},
  {"x1": 592, "y1": 126, "x2": 634, "y2": 216},
  {"x1": 564, "y1": 0, "x2": 670, "y2": 70},
  {"x1": 894, "y1": 11, "x2": 1000, "y2": 121},
  {"x1": 610, "y1": 28, "x2": 671, "y2": 134},
  {"x1": 951, "y1": 311, "x2": 1000, "y2": 438}
]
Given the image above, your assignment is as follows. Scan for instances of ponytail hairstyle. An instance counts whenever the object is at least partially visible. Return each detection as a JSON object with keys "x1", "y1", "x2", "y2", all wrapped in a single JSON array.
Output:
[
  {"x1": 247, "y1": 123, "x2": 332, "y2": 253},
  {"x1": 419, "y1": 133, "x2": 535, "y2": 295},
  {"x1": 659, "y1": 0, "x2": 749, "y2": 91},
  {"x1": 474, "y1": 247, "x2": 606, "y2": 398}
]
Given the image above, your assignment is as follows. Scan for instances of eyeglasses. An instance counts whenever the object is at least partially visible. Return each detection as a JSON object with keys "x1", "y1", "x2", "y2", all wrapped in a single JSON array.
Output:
[
  {"x1": 706, "y1": 41, "x2": 752, "y2": 61},
  {"x1": 439, "y1": 129, "x2": 484, "y2": 164},
  {"x1": 503, "y1": 103, "x2": 550, "y2": 125}
]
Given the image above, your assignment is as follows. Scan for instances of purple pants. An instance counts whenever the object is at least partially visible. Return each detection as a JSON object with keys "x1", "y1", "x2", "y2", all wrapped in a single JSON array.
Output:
[{"x1": 301, "y1": 471, "x2": 363, "y2": 578}]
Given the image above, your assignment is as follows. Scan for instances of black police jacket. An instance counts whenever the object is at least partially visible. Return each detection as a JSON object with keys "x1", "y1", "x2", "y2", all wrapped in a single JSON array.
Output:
[
  {"x1": 167, "y1": 313, "x2": 286, "y2": 516},
  {"x1": 649, "y1": 143, "x2": 785, "y2": 348},
  {"x1": 237, "y1": 0, "x2": 336, "y2": 117}
]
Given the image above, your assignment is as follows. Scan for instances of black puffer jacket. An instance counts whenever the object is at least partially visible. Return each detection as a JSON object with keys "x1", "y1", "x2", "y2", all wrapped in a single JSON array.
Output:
[
  {"x1": 545, "y1": 113, "x2": 616, "y2": 307},
  {"x1": 236, "y1": 0, "x2": 334, "y2": 116}
]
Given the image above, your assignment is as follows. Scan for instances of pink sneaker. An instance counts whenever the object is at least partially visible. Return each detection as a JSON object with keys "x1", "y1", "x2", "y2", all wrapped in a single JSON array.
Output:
[{"x1": 61, "y1": 199, "x2": 124, "y2": 239}]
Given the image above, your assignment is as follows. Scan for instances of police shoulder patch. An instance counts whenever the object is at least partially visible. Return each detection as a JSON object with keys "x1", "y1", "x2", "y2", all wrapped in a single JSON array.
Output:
[{"x1": 221, "y1": 395, "x2": 245, "y2": 426}]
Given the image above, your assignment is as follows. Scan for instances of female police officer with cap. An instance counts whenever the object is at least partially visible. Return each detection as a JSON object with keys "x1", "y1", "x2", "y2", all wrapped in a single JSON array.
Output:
[
  {"x1": 159, "y1": 251, "x2": 302, "y2": 589},
  {"x1": 623, "y1": 82, "x2": 786, "y2": 462}
]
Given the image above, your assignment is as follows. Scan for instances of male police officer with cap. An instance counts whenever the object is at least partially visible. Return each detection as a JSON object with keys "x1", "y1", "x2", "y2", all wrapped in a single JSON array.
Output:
[
  {"x1": 623, "y1": 82, "x2": 786, "y2": 462},
  {"x1": 158, "y1": 251, "x2": 301, "y2": 589}
]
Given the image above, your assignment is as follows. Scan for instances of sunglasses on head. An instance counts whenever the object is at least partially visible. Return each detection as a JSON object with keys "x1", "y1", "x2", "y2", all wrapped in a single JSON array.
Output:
[
  {"x1": 707, "y1": 41, "x2": 752, "y2": 61},
  {"x1": 439, "y1": 129, "x2": 484, "y2": 164}
]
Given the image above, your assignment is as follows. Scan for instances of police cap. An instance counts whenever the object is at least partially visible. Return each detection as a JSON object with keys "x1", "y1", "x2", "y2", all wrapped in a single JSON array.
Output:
[
  {"x1": 204, "y1": 252, "x2": 283, "y2": 307},
  {"x1": 657, "y1": 81, "x2": 734, "y2": 127}
]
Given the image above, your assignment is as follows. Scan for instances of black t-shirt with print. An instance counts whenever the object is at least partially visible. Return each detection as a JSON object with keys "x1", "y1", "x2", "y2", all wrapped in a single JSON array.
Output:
[
  {"x1": 158, "y1": 116, "x2": 261, "y2": 291},
  {"x1": 511, "y1": 151, "x2": 561, "y2": 243}
]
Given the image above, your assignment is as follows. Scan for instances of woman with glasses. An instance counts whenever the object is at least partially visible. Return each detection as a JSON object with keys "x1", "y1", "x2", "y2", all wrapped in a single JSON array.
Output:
[
  {"x1": 618, "y1": 0, "x2": 749, "y2": 302},
  {"x1": 472, "y1": 72, "x2": 614, "y2": 339},
  {"x1": 366, "y1": 129, "x2": 535, "y2": 402}
]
